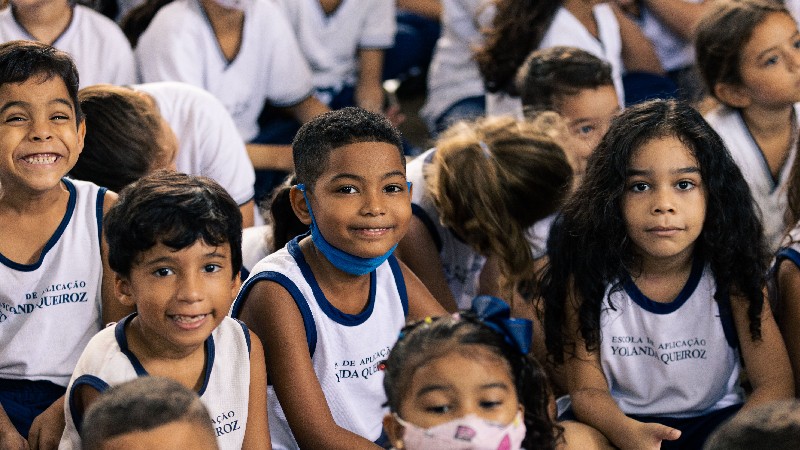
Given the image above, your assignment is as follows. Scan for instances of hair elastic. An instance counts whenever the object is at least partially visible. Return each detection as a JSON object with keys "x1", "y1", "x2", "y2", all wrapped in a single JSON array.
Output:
[{"x1": 478, "y1": 140, "x2": 492, "y2": 159}]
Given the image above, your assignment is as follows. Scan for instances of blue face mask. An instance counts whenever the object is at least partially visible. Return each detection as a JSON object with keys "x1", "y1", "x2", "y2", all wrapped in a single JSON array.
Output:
[{"x1": 296, "y1": 183, "x2": 410, "y2": 276}]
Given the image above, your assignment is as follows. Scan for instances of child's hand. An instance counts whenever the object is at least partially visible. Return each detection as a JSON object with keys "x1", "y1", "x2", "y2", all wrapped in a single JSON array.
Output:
[
  {"x1": 27, "y1": 398, "x2": 65, "y2": 450},
  {"x1": 619, "y1": 421, "x2": 681, "y2": 450},
  {"x1": 0, "y1": 427, "x2": 28, "y2": 450},
  {"x1": 355, "y1": 83, "x2": 385, "y2": 114}
]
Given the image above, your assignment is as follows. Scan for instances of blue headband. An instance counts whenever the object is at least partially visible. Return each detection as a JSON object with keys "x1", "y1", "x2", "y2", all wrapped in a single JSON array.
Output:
[{"x1": 470, "y1": 295, "x2": 533, "y2": 355}]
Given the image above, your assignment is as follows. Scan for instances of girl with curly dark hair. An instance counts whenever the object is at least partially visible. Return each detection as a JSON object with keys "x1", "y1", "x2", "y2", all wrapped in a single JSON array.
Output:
[{"x1": 540, "y1": 99, "x2": 793, "y2": 450}]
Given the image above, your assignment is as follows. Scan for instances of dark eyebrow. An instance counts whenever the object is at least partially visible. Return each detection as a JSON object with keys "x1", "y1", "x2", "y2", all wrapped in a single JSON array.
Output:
[
  {"x1": 329, "y1": 170, "x2": 406, "y2": 183},
  {"x1": 626, "y1": 166, "x2": 700, "y2": 177},
  {"x1": 756, "y1": 31, "x2": 800, "y2": 61},
  {"x1": 480, "y1": 382, "x2": 511, "y2": 390},
  {"x1": 0, "y1": 100, "x2": 26, "y2": 115},
  {"x1": 416, "y1": 384, "x2": 450, "y2": 397},
  {"x1": 0, "y1": 98, "x2": 74, "y2": 115}
]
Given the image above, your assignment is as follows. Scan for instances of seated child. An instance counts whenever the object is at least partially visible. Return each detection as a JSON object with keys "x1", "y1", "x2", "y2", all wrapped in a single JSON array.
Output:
[
  {"x1": 72, "y1": 82, "x2": 257, "y2": 227},
  {"x1": 0, "y1": 0, "x2": 135, "y2": 86},
  {"x1": 231, "y1": 107, "x2": 447, "y2": 449},
  {"x1": 80, "y1": 377, "x2": 219, "y2": 450},
  {"x1": 0, "y1": 40, "x2": 122, "y2": 446},
  {"x1": 59, "y1": 171, "x2": 269, "y2": 450},
  {"x1": 381, "y1": 295, "x2": 559, "y2": 450}
]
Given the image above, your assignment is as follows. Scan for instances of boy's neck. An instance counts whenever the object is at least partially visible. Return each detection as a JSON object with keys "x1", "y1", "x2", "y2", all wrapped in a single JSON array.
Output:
[
  {"x1": 0, "y1": 180, "x2": 68, "y2": 214},
  {"x1": 631, "y1": 249, "x2": 695, "y2": 303},
  {"x1": 12, "y1": 1, "x2": 73, "y2": 45},
  {"x1": 299, "y1": 237, "x2": 373, "y2": 315}
]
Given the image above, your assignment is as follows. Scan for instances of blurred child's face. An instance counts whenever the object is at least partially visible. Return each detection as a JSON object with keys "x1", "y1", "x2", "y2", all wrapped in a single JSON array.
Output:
[
  {"x1": 735, "y1": 12, "x2": 800, "y2": 108},
  {"x1": 297, "y1": 141, "x2": 411, "y2": 259},
  {"x1": 621, "y1": 136, "x2": 706, "y2": 266},
  {"x1": 98, "y1": 420, "x2": 218, "y2": 450},
  {"x1": 556, "y1": 85, "x2": 619, "y2": 179},
  {"x1": 0, "y1": 75, "x2": 85, "y2": 194},
  {"x1": 394, "y1": 346, "x2": 519, "y2": 429},
  {"x1": 116, "y1": 240, "x2": 237, "y2": 356}
]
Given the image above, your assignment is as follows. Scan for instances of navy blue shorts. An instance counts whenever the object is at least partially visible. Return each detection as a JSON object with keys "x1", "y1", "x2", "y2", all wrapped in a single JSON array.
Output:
[{"x1": 0, "y1": 378, "x2": 65, "y2": 438}]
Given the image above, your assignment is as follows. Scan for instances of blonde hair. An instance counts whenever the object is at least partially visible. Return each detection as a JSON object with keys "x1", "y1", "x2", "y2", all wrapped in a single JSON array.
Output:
[{"x1": 428, "y1": 115, "x2": 572, "y2": 293}]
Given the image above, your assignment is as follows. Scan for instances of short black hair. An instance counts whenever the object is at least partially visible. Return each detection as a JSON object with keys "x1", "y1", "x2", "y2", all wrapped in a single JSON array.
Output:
[
  {"x1": 81, "y1": 377, "x2": 216, "y2": 450},
  {"x1": 105, "y1": 170, "x2": 243, "y2": 277},
  {"x1": 0, "y1": 40, "x2": 82, "y2": 125},
  {"x1": 292, "y1": 107, "x2": 404, "y2": 188}
]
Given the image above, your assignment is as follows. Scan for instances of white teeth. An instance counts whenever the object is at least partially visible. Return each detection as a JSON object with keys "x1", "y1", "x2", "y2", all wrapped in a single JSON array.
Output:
[
  {"x1": 24, "y1": 154, "x2": 58, "y2": 164},
  {"x1": 171, "y1": 314, "x2": 207, "y2": 324}
]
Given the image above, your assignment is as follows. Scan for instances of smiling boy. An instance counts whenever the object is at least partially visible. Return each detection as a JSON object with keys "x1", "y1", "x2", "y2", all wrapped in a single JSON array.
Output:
[{"x1": 59, "y1": 171, "x2": 269, "y2": 450}]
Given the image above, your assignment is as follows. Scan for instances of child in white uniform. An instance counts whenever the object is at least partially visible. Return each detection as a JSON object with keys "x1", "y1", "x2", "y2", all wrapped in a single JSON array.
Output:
[
  {"x1": 541, "y1": 100, "x2": 793, "y2": 450},
  {"x1": 696, "y1": 0, "x2": 800, "y2": 252},
  {"x1": 0, "y1": 1, "x2": 135, "y2": 87},
  {"x1": 0, "y1": 41, "x2": 123, "y2": 447},
  {"x1": 232, "y1": 107, "x2": 446, "y2": 449},
  {"x1": 59, "y1": 171, "x2": 269, "y2": 450},
  {"x1": 72, "y1": 82, "x2": 257, "y2": 227}
]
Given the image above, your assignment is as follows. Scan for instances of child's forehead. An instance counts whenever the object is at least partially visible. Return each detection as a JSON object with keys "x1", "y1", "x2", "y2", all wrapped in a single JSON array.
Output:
[
  {"x1": 319, "y1": 141, "x2": 406, "y2": 177},
  {"x1": 133, "y1": 239, "x2": 232, "y2": 264},
  {"x1": 0, "y1": 73, "x2": 74, "y2": 108}
]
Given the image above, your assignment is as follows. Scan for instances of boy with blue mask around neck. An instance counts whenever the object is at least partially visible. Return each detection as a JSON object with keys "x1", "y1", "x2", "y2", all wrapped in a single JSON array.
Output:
[{"x1": 232, "y1": 107, "x2": 446, "y2": 449}]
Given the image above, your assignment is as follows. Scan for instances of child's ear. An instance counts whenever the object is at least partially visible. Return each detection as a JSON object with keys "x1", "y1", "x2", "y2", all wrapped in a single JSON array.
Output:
[
  {"x1": 714, "y1": 82, "x2": 752, "y2": 109},
  {"x1": 289, "y1": 186, "x2": 313, "y2": 226},
  {"x1": 76, "y1": 117, "x2": 86, "y2": 154},
  {"x1": 114, "y1": 274, "x2": 136, "y2": 307},
  {"x1": 383, "y1": 414, "x2": 405, "y2": 449}
]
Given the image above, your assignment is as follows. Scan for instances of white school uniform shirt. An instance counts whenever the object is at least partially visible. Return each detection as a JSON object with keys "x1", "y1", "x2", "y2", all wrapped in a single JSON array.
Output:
[
  {"x1": 136, "y1": 0, "x2": 314, "y2": 142},
  {"x1": 59, "y1": 315, "x2": 252, "y2": 450},
  {"x1": 637, "y1": 0, "x2": 701, "y2": 73},
  {"x1": 560, "y1": 260, "x2": 744, "y2": 417},
  {"x1": 273, "y1": 0, "x2": 395, "y2": 100},
  {"x1": 134, "y1": 82, "x2": 256, "y2": 206},
  {"x1": 232, "y1": 237, "x2": 409, "y2": 449},
  {"x1": 0, "y1": 179, "x2": 106, "y2": 387},
  {"x1": 703, "y1": 104, "x2": 800, "y2": 251},
  {"x1": 0, "y1": 5, "x2": 135, "y2": 87},
  {"x1": 241, "y1": 224, "x2": 272, "y2": 279},
  {"x1": 486, "y1": 4, "x2": 625, "y2": 118},
  {"x1": 420, "y1": 0, "x2": 494, "y2": 130}
]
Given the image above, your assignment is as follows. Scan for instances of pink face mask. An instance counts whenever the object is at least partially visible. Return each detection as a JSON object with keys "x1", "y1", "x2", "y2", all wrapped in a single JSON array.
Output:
[{"x1": 394, "y1": 411, "x2": 526, "y2": 450}]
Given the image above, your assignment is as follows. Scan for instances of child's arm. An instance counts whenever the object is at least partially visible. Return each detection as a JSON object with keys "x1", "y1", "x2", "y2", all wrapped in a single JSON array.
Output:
[
  {"x1": 777, "y1": 260, "x2": 800, "y2": 393},
  {"x1": 242, "y1": 331, "x2": 270, "y2": 450},
  {"x1": 396, "y1": 216, "x2": 459, "y2": 312},
  {"x1": 565, "y1": 289, "x2": 680, "y2": 450},
  {"x1": 637, "y1": 0, "x2": 710, "y2": 40},
  {"x1": 238, "y1": 281, "x2": 382, "y2": 449},
  {"x1": 26, "y1": 396, "x2": 66, "y2": 450},
  {"x1": 398, "y1": 258, "x2": 449, "y2": 320},
  {"x1": 99, "y1": 192, "x2": 133, "y2": 325},
  {"x1": 732, "y1": 293, "x2": 794, "y2": 406},
  {"x1": 355, "y1": 48, "x2": 385, "y2": 114},
  {"x1": 612, "y1": 4, "x2": 664, "y2": 75},
  {"x1": 0, "y1": 405, "x2": 27, "y2": 450}
]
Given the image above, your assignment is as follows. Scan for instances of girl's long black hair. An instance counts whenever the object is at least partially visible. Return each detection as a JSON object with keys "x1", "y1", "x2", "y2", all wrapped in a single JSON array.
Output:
[{"x1": 540, "y1": 99, "x2": 769, "y2": 363}]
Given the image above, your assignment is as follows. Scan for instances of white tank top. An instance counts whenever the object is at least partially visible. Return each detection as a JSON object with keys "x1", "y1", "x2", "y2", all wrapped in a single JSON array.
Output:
[
  {"x1": 0, "y1": 178, "x2": 105, "y2": 386},
  {"x1": 598, "y1": 260, "x2": 743, "y2": 417},
  {"x1": 233, "y1": 237, "x2": 409, "y2": 449},
  {"x1": 59, "y1": 315, "x2": 252, "y2": 450}
]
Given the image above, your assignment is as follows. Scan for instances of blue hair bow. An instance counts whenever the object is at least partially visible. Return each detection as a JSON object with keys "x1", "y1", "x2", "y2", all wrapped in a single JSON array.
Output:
[{"x1": 471, "y1": 295, "x2": 533, "y2": 355}]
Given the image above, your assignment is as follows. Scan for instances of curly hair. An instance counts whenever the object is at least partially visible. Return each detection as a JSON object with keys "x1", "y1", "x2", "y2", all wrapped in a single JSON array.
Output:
[
  {"x1": 475, "y1": 0, "x2": 560, "y2": 94},
  {"x1": 430, "y1": 115, "x2": 572, "y2": 295},
  {"x1": 695, "y1": 0, "x2": 787, "y2": 104},
  {"x1": 383, "y1": 312, "x2": 561, "y2": 450},
  {"x1": 540, "y1": 99, "x2": 769, "y2": 364}
]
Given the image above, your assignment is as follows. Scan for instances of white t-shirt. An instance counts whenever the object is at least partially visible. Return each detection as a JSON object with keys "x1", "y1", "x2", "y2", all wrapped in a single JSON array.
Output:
[
  {"x1": 420, "y1": 0, "x2": 493, "y2": 129},
  {"x1": 241, "y1": 224, "x2": 272, "y2": 277},
  {"x1": 486, "y1": 4, "x2": 625, "y2": 117},
  {"x1": 60, "y1": 315, "x2": 252, "y2": 450},
  {"x1": 232, "y1": 237, "x2": 408, "y2": 449},
  {"x1": 0, "y1": 5, "x2": 135, "y2": 87},
  {"x1": 134, "y1": 82, "x2": 255, "y2": 206},
  {"x1": 0, "y1": 179, "x2": 106, "y2": 387},
  {"x1": 273, "y1": 0, "x2": 395, "y2": 97},
  {"x1": 637, "y1": 0, "x2": 701, "y2": 72},
  {"x1": 704, "y1": 104, "x2": 800, "y2": 251},
  {"x1": 136, "y1": 0, "x2": 315, "y2": 142}
]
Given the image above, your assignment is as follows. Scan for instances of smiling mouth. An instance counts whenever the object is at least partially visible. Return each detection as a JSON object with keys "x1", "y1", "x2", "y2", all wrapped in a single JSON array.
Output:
[
  {"x1": 22, "y1": 153, "x2": 60, "y2": 164},
  {"x1": 169, "y1": 314, "x2": 209, "y2": 330}
]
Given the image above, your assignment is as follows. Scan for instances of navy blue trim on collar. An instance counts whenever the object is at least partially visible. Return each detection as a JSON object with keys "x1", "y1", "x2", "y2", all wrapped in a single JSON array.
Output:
[
  {"x1": 622, "y1": 257, "x2": 704, "y2": 314},
  {"x1": 115, "y1": 313, "x2": 215, "y2": 395},
  {"x1": 776, "y1": 247, "x2": 800, "y2": 270},
  {"x1": 0, "y1": 178, "x2": 77, "y2": 271},
  {"x1": 69, "y1": 374, "x2": 109, "y2": 434},
  {"x1": 95, "y1": 186, "x2": 107, "y2": 243},
  {"x1": 288, "y1": 236, "x2": 377, "y2": 326},
  {"x1": 234, "y1": 318, "x2": 252, "y2": 354},
  {"x1": 388, "y1": 255, "x2": 409, "y2": 317},
  {"x1": 411, "y1": 203, "x2": 442, "y2": 252},
  {"x1": 736, "y1": 109, "x2": 795, "y2": 192}
]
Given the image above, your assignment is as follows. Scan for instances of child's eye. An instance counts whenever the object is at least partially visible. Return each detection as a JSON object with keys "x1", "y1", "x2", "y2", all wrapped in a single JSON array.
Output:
[
  {"x1": 203, "y1": 264, "x2": 222, "y2": 273},
  {"x1": 629, "y1": 182, "x2": 649, "y2": 192},
  {"x1": 153, "y1": 268, "x2": 174, "y2": 277},
  {"x1": 676, "y1": 180, "x2": 696, "y2": 190},
  {"x1": 479, "y1": 400, "x2": 503, "y2": 410},
  {"x1": 578, "y1": 125, "x2": 595, "y2": 135},
  {"x1": 5, "y1": 115, "x2": 25, "y2": 123},
  {"x1": 337, "y1": 185, "x2": 358, "y2": 194},
  {"x1": 51, "y1": 114, "x2": 70, "y2": 121},
  {"x1": 794, "y1": 38, "x2": 800, "y2": 49},
  {"x1": 764, "y1": 55, "x2": 779, "y2": 66},
  {"x1": 384, "y1": 184, "x2": 404, "y2": 193},
  {"x1": 424, "y1": 404, "x2": 452, "y2": 414}
]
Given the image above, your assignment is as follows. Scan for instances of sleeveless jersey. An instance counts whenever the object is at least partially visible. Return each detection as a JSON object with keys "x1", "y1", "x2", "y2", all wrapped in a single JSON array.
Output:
[
  {"x1": 596, "y1": 260, "x2": 743, "y2": 417},
  {"x1": 59, "y1": 314, "x2": 251, "y2": 450},
  {"x1": 407, "y1": 149, "x2": 487, "y2": 309},
  {"x1": 0, "y1": 178, "x2": 106, "y2": 387},
  {"x1": 704, "y1": 104, "x2": 800, "y2": 251},
  {"x1": 232, "y1": 237, "x2": 409, "y2": 449},
  {"x1": 773, "y1": 220, "x2": 800, "y2": 317}
]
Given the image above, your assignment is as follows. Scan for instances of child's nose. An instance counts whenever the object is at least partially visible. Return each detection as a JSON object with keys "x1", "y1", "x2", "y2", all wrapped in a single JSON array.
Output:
[
  {"x1": 361, "y1": 191, "x2": 385, "y2": 216},
  {"x1": 28, "y1": 120, "x2": 53, "y2": 141},
  {"x1": 651, "y1": 189, "x2": 676, "y2": 214},
  {"x1": 177, "y1": 273, "x2": 204, "y2": 302}
]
